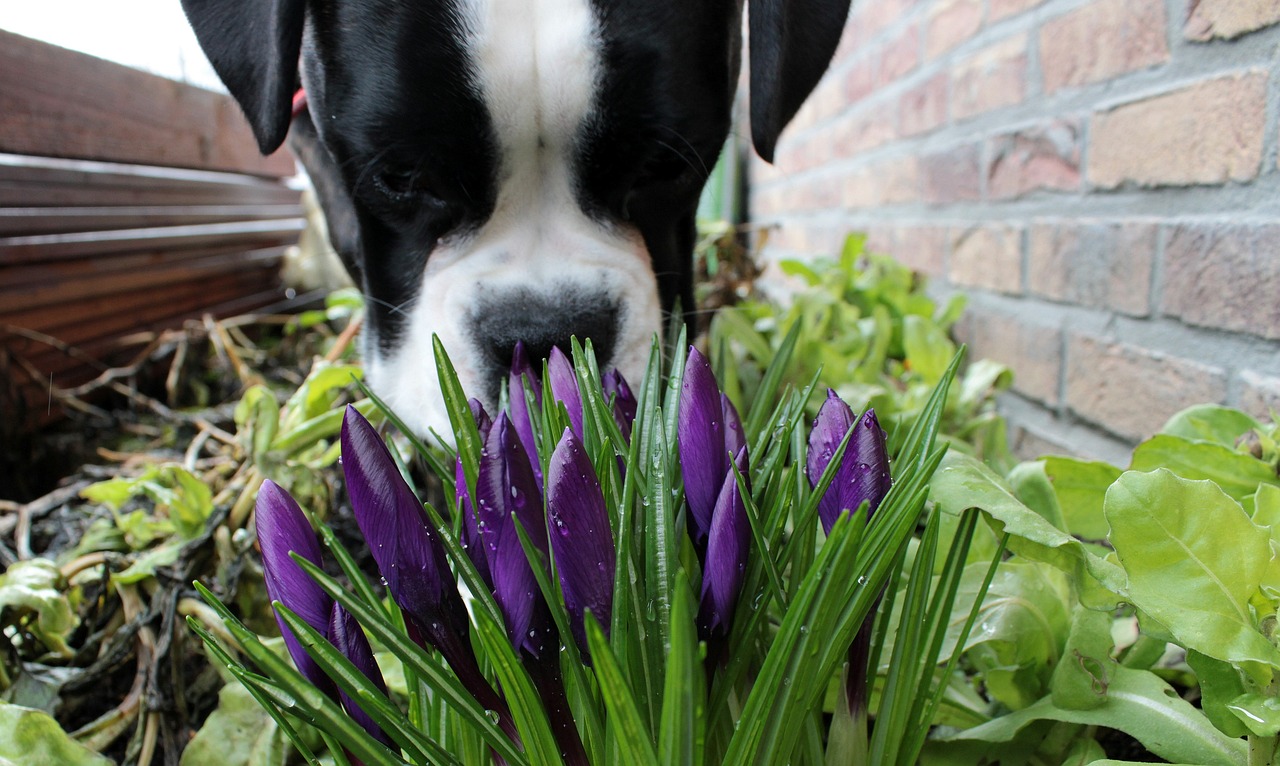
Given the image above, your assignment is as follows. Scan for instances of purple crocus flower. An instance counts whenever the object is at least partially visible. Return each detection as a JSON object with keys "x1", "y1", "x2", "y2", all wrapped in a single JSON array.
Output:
[
  {"x1": 340, "y1": 406, "x2": 518, "y2": 741},
  {"x1": 806, "y1": 391, "x2": 891, "y2": 534},
  {"x1": 508, "y1": 342, "x2": 543, "y2": 482},
  {"x1": 476, "y1": 413, "x2": 554, "y2": 659},
  {"x1": 678, "y1": 346, "x2": 747, "y2": 549},
  {"x1": 546, "y1": 428, "x2": 616, "y2": 654},
  {"x1": 457, "y1": 399, "x2": 495, "y2": 586},
  {"x1": 254, "y1": 480, "x2": 388, "y2": 744},
  {"x1": 698, "y1": 446, "x2": 750, "y2": 643},
  {"x1": 547, "y1": 346, "x2": 584, "y2": 439},
  {"x1": 255, "y1": 480, "x2": 333, "y2": 693},
  {"x1": 602, "y1": 368, "x2": 638, "y2": 440}
]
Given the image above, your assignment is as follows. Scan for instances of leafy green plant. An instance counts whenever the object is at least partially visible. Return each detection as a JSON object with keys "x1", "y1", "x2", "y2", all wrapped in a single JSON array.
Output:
[
  {"x1": 189, "y1": 334, "x2": 995, "y2": 765},
  {"x1": 709, "y1": 233, "x2": 1014, "y2": 473},
  {"x1": 922, "y1": 404, "x2": 1280, "y2": 764}
]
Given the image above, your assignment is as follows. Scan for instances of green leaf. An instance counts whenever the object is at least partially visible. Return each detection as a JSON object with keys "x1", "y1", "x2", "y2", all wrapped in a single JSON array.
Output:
[
  {"x1": 944, "y1": 665, "x2": 1246, "y2": 766},
  {"x1": 1005, "y1": 461, "x2": 1066, "y2": 531},
  {"x1": 1048, "y1": 606, "x2": 1114, "y2": 711},
  {"x1": 586, "y1": 615, "x2": 660, "y2": 766},
  {"x1": 0, "y1": 560, "x2": 75, "y2": 657},
  {"x1": 657, "y1": 574, "x2": 703, "y2": 766},
  {"x1": 1040, "y1": 457, "x2": 1121, "y2": 541},
  {"x1": 930, "y1": 452, "x2": 1125, "y2": 607},
  {"x1": 235, "y1": 385, "x2": 280, "y2": 461},
  {"x1": 1130, "y1": 434, "x2": 1278, "y2": 506},
  {"x1": 115, "y1": 541, "x2": 184, "y2": 584},
  {"x1": 1106, "y1": 468, "x2": 1280, "y2": 669},
  {"x1": 0, "y1": 702, "x2": 113, "y2": 766},
  {"x1": 1160, "y1": 404, "x2": 1262, "y2": 448},
  {"x1": 1226, "y1": 692, "x2": 1280, "y2": 737},
  {"x1": 180, "y1": 682, "x2": 287, "y2": 766},
  {"x1": 902, "y1": 314, "x2": 954, "y2": 385},
  {"x1": 1185, "y1": 649, "x2": 1249, "y2": 739}
]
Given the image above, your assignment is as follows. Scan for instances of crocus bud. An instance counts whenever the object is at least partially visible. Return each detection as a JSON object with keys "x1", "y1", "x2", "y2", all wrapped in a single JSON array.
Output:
[
  {"x1": 698, "y1": 447, "x2": 750, "y2": 642},
  {"x1": 546, "y1": 428, "x2": 616, "y2": 654},
  {"x1": 340, "y1": 406, "x2": 470, "y2": 639},
  {"x1": 328, "y1": 603, "x2": 392, "y2": 745},
  {"x1": 456, "y1": 456, "x2": 492, "y2": 589},
  {"x1": 602, "y1": 369, "x2": 638, "y2": 440},
  {"x1": 477, "y1": 414, "x2": 554, "y2": 659},
  {"x1": 255, "y1": 480, "x2": 333, "y2": 692},
  {"x1": 508, "y1": 342, "x2": 543, "y2": 481},
  {"x1": 806, "y1": 391, "x2": 891, "y2": 534},
  {"x1": 547, "y1": 347, "x2": 584, "y2": 439},
  {"x1": 678, "y1": 346, "x2": 746, "y2": 549}
]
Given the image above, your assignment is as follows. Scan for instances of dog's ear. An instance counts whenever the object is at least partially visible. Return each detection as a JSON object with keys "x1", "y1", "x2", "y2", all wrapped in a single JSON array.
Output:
[
  {"x1": 748, "y1": 0, "x2": 852, "y2": 163},
  {"x1": 180, "y1": 0, "x2": 306, "y2": 154}
]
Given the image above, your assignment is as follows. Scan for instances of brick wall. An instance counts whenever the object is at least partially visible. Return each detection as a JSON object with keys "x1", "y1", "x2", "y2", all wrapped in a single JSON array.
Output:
[{"x1": 750, "y1": 0, "x2": 1280, "y2": 464}]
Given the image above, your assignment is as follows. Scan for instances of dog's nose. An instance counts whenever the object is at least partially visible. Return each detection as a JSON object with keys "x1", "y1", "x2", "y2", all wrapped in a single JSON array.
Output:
[{"x1": 471, "y1": 289, "x2": 620, "y2": 399}]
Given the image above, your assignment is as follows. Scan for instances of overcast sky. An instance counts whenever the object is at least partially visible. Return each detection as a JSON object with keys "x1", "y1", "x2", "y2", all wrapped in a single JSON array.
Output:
[{"x1": 0, "y1": 0, "x2": 223, "y2": 90}]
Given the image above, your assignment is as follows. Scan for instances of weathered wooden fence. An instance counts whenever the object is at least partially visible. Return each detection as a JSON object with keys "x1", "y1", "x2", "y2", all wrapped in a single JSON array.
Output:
[{"x1": 0, "y1": 30, "x2": 306, "y2": 433}]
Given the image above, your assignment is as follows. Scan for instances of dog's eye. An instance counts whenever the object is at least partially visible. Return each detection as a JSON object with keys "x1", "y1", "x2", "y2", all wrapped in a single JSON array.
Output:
[{"x1": 372, "y1": 167, "x2": 435, "y2": 203}]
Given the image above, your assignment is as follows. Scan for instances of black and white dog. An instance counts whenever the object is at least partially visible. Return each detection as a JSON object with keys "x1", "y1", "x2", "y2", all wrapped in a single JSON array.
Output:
[{"x1": 181, "y1": 0, "x2": 849, "y2": 438}]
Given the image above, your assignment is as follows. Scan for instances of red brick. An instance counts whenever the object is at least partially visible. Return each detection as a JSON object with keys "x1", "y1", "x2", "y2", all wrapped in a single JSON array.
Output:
[
  {"x1": 878, "y1": 23, "x2": 922, "y2": 86},
  {"x1": 1186, "y1": 0, "x2": 1280, "y2": 41},
  {"x1": 1089, "y1": 71, "x2": 1267, "y2": 188},
  {"x1": 922, "y1": 143, "x2": 982, "y2": 203},
  {"x1": 987, "y1": 120, "x2": 1082, "y2": 199},
  {"x1": 927, "y1": 0, "x2": 984, "y2": 59},
  {"x1": 841, "y1": 156, "x2": 920, "y2": 209},
  {"x1": 1040, "y1": 0, "x2": 1169, "y2": 93},
  {"x1": 951, "y1": 35, "x2": 1027, "y2": 121},
  {"x1": 990, "y1": 0, "x2": 1048, "y2": 23},
  {"x1": 842, "y1": 59, "x2": 878, "y2": 104},
  {"x1": 1027, "y1": 221, "x2": 1155, "y2": 316},
  {"x1": 899, "y1": 73, "x2": 949, "y2": 137},
  {"x1": 1163, "y1": 224, "x2": 1280, "y2": 340},
  {"x1": 833, "y1": 109, "x2": 897, "y2": 158},
  {"x1": 851, "y1": 0, "x2": 916, "y2": 45},
  {"x1": 1066, "y1": 335, "x2": 1227, "y2": 441},
  {"x1": 948, "y1": 224, "x2": 1023, "y2": 294},
  {"x1": 1240, "y1": 371, "x2": 1280, "y2": 421},
  {"x1": 954, "y1": 308, "x2": 1061, "y2": 404},
  {"x1": 893, "y1": 225, "x2": 950, "y2": 278}
]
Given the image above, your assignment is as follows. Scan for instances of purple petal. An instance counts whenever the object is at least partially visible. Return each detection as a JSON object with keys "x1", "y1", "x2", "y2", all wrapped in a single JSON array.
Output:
[
  {"x1": 328, "y1": 603, "x2": 392, "y2": 745},
  {"x1": 478, "y1": 414, "x2": 551, "y2": 658},
  {"x1": 698, "y1": 448, "x2": 750, "y2": 640},
  {"x1": 721, "y1": 393, "x2": 746, "y2": 460},
  {"x1": 678, "y1": 346, "x2": 728, "y2": 547},
  {"x1": 546, "y1": 428, "x2": 615, "y2": 654},
  {"x1": 508, "y1": 342, "x2": 543, "y2": 481},
  {"x1": 603, "y1": 369, "x2": 638, "y2": 441},
  {"x1": 254, "y1": 480, "x2": 332, "y2": 690},
  {"x1": 341, "y1": 406, "x2": 466, "y2": 634},
  {"x1": 456, "y1": 456, "x2": 492, "y2": 589},
  {"x1": 548, "y1": 347, "x2": 584, "y2": 439},
  {"x1": 807, "y1": 394, "x2": 891, "y2": 534},
  {"x1": 468, "y1": 397, "x2": 493, "y2": 442}
]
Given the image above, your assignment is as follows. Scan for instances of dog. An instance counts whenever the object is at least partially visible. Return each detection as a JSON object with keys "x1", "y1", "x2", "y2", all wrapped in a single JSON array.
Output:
[{"x1": 180, "y1": 0, "x2": 850, "y2": 439}]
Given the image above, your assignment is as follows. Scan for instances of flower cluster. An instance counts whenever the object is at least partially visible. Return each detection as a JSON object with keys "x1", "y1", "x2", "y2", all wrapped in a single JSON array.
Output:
[{"x1": 250, "y1": 344, "x2": 891, "y2": 764}]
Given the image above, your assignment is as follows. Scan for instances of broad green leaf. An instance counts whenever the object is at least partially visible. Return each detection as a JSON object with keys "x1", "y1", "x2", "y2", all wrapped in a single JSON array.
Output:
[
  {"x1": 235, "y1": 385, "x2": 280, "y2": 460},
  {"x1": 944, "y1": 665, "x2": 1246, "y2": 765},
  {"x1": 180, "y1": 682, "x2": 287, "y2": 766},
  {"x1": 930, "y1": 452, "x2": 1125, "y2": 606},
  {"x1": 1005, "y1": 461, "x2": 1065, "y2": 531},
  {"x1": 1048, "y1": 606, "x2": 1113, "y2": 711},
  {"x1": 956, "y1": 359, "x2": 1012, "y2": 415},
  {"x1": 1160, "y1": 404, "x2": 1262, "y2": 448},
  {"x1": 0, "y1": 702, "x2": 113, "y2": 766},
  {"x1": 1040, "y1": 457, "x2": 1121, "y2": 541},
  {"x1": 1106, "y1": 468, "x2": 1280, "y2": 669},
  {"x1": 1185, "y1": 649, "x2": 1249, "y2": 739},
  {"x1": 902, "y1": 314, "x2": 954, "y2": 385},
  {"x1": 1130, "y1": 434, "x2": 1277, "y2": 506},
  {"x1": 1226, "y1": 692, "x2": 1280, "y2": 737},
  {"x1": 0, "y1": 560, "x2": 75, "y2": 657},
  {"x1": 115, "y1": 541, "x2": 184, "y2": 584},
  {"x1": 280, "y1": 362, "x2": 363, "y2": 429}
]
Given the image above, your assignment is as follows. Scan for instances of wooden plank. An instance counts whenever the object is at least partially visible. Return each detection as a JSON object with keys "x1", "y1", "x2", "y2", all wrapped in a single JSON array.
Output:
[
  {"x1": 0, "y1": 205, "x2": 304, "y2": 236},
  {"x1": 0, "y1": 30, "x2": 294, "y2": 177},
  {"x1": 0, "y1": 242, "x2": 289, "y2": 289},
  {"x1": 0, "y1": 219, "x2": 305, "y2": 263}
]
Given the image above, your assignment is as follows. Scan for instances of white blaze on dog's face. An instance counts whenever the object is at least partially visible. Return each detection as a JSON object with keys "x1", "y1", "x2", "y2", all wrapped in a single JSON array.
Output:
[
  {"x1": 368, "y1": 0, "x2": 660, "y2": 439},
  {"x1": 292, "y1": 0, "x2": 739, "y2": 440}
]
